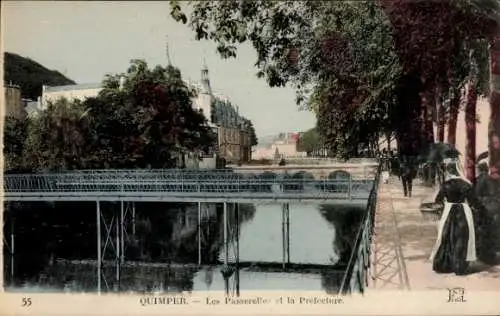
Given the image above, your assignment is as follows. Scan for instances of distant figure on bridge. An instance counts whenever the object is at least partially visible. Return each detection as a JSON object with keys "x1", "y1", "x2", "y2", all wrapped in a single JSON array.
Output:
[
  {"x1": 429, "y1": 158, "x2": 481, "y2": 275},
  {"x1": 399, "y1": 156, "x2": 417, "y2": 198}
]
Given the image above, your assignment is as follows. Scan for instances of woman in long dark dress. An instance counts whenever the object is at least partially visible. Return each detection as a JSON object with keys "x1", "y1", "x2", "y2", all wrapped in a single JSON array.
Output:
[{"x1": 429, "y1": 158, "x2": 478, "y2": 275}]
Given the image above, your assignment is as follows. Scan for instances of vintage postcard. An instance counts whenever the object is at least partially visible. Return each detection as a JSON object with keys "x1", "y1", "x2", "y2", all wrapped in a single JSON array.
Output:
[{"x1": 1, "y1": 1, "x2": 500, "y2": 315}]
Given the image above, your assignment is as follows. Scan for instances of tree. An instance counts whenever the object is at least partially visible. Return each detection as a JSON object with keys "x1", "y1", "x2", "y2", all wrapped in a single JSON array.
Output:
[
  {"x1": 84, "y1": 60, "x2": 217, "y2": 168},
  {"x1": 170, "y1": 0, "x2": 498, "y2": 159},
  {"x1": 296, "y1": 127, "x2": 323, "y2": 154},
  {"x1": 3, "y1": 116, "x2": 29, "y2": 172},
  {"x1": 436, "y1": 84, "x2": 446, "y2": 143},
  {"x1": 309, "y1": 2, "x2": 402, "y2": 158},
  {"x1": 381, "y1": 0, "x2": 499, "y2": 155},
  {"x1": 490, "y1": 33, "x2": 500, "y2": 179},
  {"x1": 444, "y1": 0, "x2": 498, "y2": 148},
  {"x1": 241, "y1": 118, "x2": 258, "y2": 147},
  {"x1": 464, "y1": 40, "x2": 490, "y2": 183},
  {"x1": 23, "y1": 98, "x2": 91, "y2": 171},
  {"x1": 171, "y1": 1, "x2": 402, "y2": 158},
  {"x1": 381, "y1": 0, "x2": 476, "y2": 154},
  {"x1": 446, "y1": 47, "x2": 470, "y2": 146},
  {"x1": 15, "y1": 59, "x2": 217, "y2": 171}
]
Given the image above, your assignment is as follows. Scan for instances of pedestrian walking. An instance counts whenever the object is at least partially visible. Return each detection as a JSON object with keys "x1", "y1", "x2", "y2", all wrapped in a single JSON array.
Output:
[
  {"x1": 429, "y1": 158, "x2": 481, "y2": 275},
  {"x1": 400, "y1": 156, "x2": 417, "y2": 197},
  {"x1": 389, "y1": 150, "x2": 400, "y2": 176}
]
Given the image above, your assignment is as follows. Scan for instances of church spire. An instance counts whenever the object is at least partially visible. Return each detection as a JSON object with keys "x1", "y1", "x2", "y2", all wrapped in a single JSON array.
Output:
[
  {"x1": 165, "y1": 35, "x2": 172, "y2": 66},
  {"x1": 201, "y1": 58, "x2": 211, "y2": 94}
]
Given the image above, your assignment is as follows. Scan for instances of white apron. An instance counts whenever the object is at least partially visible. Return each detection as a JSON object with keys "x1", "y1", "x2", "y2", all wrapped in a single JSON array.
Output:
[{"x1": 429, "y1": 200, "x2": 477, "y2": 262}]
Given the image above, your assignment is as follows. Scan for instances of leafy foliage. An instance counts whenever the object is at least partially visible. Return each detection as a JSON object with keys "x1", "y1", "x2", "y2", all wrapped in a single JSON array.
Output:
[
  {"x1": 382, "y1": 0, "x2": 498, "y2": 154},
  {"x1": 3, "y1": 52, "x2": 75, "y2": 100},
  {"x1": 309, "y1": 2, "x2": 402, "y2": 157},
  {"x1": 23, "y1": 98, "x2": 91, "y2": 171},
  {"x1": 171, "y1": 1, "x2": 401, "y2": 158},
  {"x1": 84, "y1": 60, "x2": 216, "y2": 169},
  {"x1": 5, "y1": 60, "x2": 217, "y2": 172},
  {"x1": 296, "y1": 127, "x2": 323, "y2": 154},
  {"x1": 3, "y1": 116, "x2": 29, "y2": 172},
  {"x1": 241, "y1": 118, "x2": 258, "y2": 146}
]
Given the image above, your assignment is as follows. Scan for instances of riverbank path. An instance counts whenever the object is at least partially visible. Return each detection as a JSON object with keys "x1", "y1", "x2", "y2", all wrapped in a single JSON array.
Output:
[{"x1": 369, "y1": 176, "x2": 500, "y2": 292}]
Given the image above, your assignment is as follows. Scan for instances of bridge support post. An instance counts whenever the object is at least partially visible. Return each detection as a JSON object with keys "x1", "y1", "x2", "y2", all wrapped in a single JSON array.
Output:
[
  {"x1": 120, "y1": 201, "x2": 125, "y2": 264},
  {"x1": 115, "y1": 208, "x2": 120, "y2": 291},
  {"x1": 198, "y1": 202, "x2": 202, "y2": 266},
  {"x1": 96, "y1": 201, "x2": 101, "y2": 294},
  {"x1": 286, "y1": 203, "x2": 290, "y2": 265},
  {"x1": 235, "y1": 202, "x2": 240, "y2": 297},
  {"x1": 281, "y1": 203, "x2": 286, "y2": 269},
  {"x1": 10, "y1": 218, "x2": 15, "y2": 280},
  {"x1": 223, "y1": 202, "x2": 228, "y2": 266},
  {"x1": 281, "y1": 203, "x2": 290, "y2": 268},
  {"x1": 132, "y1": 202, "x2": 136, "y2": 237}
]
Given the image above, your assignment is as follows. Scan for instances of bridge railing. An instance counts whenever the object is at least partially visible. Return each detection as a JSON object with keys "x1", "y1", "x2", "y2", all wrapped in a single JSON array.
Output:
[
  {"x1": 339, "y1": 163, "x2": 381, "y2": 295},
  {"x1": 3, "y1": 171, "x2": 374, "y2": 196}
]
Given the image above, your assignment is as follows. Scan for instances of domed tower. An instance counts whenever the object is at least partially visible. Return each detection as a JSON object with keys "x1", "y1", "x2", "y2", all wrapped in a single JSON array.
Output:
[{"x1": 199, "y1": 59, "x2": 213, "y2": 123}]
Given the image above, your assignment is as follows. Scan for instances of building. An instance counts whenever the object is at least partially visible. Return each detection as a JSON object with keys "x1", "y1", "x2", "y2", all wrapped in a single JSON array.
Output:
[
  {"x1": 41, "y1": 83, "x2": 102, "y2": 109},
  {"x1": 37, "y1": 63, "x2": 252, "y2": 165},
  {"x1": 3, "y1": 83, "x2": 27, "y2": 119},
  {"x1": 186, "y1": 63, "x2": 252, "y2": 163},
  {"x1": 252, "y1": 132, "x2": 306, "y2": 160}
]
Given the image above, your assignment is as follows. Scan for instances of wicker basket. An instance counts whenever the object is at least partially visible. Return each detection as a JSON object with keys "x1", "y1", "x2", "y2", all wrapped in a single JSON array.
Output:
[{"x1": 420, "y1": 202, "x2": 443, "y2": 222}]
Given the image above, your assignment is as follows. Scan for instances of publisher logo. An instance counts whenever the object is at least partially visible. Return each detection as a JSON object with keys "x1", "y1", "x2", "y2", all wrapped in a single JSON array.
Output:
[{"x1": 447, "y1": 287, "x2": 466, "y2": 303}]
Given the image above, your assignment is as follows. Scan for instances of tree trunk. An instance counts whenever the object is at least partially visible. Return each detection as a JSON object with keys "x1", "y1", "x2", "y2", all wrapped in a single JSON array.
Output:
[
  {"x1": 436, "y1": 85, "x2": 445, "y2": 142},
  {"x1": 426, "y1": 88, "x2": 435, "y2": 144},
  {"x1": 437, "y1": 105, "x2": 445, "y2": 142},
  {"x1": 420, "y1": 99, "x2": 427, "y2": 146},
  {"x1": 489, "y1": 34, "x2": 500, "y2": 179},
  {"x1": 396, "y1": 73, "x2": 423, "y2": 156},
  {"x1": 420, "y1": 87, "x2": 435, "y2": 149},
  {"x1": 465, "y1": 82, "x2": 477, "y2": 183},
  {"x1": 447, "y1": 92, "x2": 461, "y2": 146}
]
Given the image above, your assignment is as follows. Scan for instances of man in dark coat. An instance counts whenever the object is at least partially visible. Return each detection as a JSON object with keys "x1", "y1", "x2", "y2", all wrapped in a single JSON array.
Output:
[{"x1": 400, "y1": 156, "x2": 418, "y2": 197}]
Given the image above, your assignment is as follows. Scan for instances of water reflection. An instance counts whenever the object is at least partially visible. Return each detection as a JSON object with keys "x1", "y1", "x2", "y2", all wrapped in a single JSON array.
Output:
[{"x1": 3, "y1": 200, "x2": 365, "y2": 295}]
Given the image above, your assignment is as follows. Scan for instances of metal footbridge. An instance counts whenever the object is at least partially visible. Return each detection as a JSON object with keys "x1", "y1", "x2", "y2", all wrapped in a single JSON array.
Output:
[
  {"x1": 3, "y1": 169, "x2": 375, "y2": 203},
  {"x1": 3, "y1": 166, "x2": 381, "y2": 295}
]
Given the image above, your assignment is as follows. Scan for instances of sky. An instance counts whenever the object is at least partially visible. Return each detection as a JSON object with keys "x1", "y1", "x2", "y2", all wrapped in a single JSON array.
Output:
[{"x1": 2, "y1": 1, "x2": 316, "y2": 139}]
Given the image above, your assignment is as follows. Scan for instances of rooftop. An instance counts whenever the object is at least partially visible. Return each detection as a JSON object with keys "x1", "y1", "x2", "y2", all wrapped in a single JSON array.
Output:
[
  {"x1": 44, "y1": 83, "x2": 102, "y2": 93},
  {"x1": 42, "y1": 80, "x2": 233, "y2": 103}
]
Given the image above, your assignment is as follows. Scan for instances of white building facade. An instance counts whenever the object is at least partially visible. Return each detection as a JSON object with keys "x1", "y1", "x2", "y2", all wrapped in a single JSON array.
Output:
[
  {"x1": 39, "y1": 65, "x2": 220, "y2": 125},
  {"x1": 41, "y1": 83, "x2": 102, "y2": 109},
  {"x1": 38, "y1": 64, "x2": 252, "y2": 165}
]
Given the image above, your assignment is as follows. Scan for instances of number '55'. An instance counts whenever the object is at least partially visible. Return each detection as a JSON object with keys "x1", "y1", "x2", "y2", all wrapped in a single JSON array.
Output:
[{"x1": 21, "y1": 297, "x2": 32, "y2": 307}]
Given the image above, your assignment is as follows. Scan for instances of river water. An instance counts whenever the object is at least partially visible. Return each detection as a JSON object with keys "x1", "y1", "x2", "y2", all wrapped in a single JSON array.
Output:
[{"x1": 3, "y1": 200, "x2": 366, "y2": 295}]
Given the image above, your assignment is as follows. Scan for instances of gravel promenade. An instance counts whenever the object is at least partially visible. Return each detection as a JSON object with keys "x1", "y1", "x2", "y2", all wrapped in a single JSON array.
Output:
[{"x1": 370, "y1": 177, "x2": 500, "y2": 292}]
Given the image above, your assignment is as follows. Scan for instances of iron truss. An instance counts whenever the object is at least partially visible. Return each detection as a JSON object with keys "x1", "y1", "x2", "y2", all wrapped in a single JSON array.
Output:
[{"x1": 3, "y1": 169, "x2": 375, "y2": 202}]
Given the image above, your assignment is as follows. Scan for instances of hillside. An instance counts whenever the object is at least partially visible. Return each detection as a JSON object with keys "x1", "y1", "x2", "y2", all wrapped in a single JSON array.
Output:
[{"x1": 4, "y1": 52, "x2": 76, "y2": 100}]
